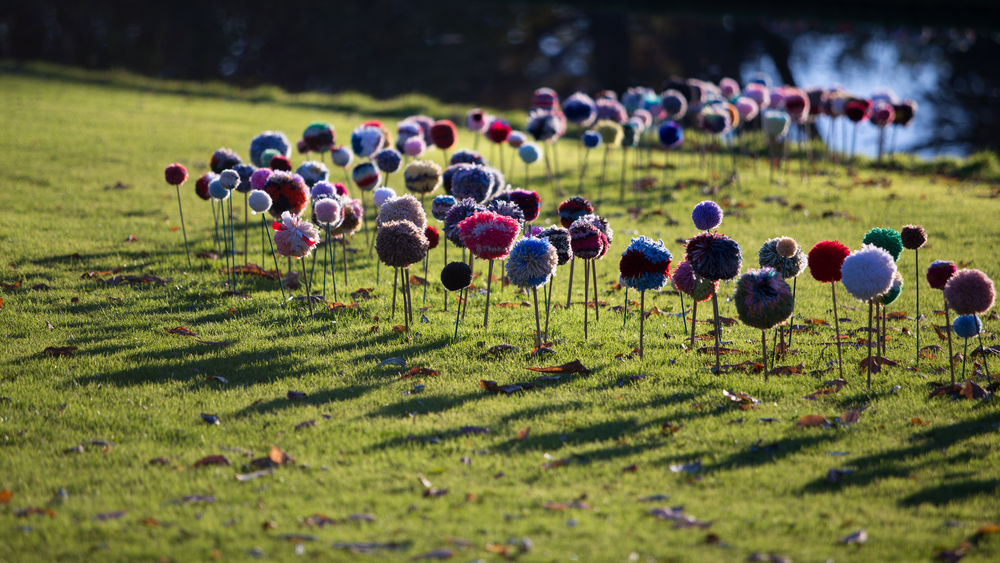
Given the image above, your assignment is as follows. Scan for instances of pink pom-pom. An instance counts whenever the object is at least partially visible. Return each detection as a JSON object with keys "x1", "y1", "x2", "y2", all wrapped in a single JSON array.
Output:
[{"x1": 457, "y1": 211, "x2": 520, "y2": 260}]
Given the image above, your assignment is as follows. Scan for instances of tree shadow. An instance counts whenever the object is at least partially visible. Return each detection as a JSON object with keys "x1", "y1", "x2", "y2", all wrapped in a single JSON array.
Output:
[
  {"x1": 365, "y1": 390, "x2": 483, "y2": 419},
  {"x1": 700, "y1": 433, "x2": 841, "y2": 475},
  {"x1": 899, "y1": 478, "x2": 1000, "y2": 507},
  {"x1": 232, "y1": 383, "x2": 381, "y2": 418}
]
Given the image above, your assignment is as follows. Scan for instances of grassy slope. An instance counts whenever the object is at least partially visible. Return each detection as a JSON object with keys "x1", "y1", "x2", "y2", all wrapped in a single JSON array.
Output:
[{"x1": 0, "y1": 66, "x2": 999, "y2": 562}]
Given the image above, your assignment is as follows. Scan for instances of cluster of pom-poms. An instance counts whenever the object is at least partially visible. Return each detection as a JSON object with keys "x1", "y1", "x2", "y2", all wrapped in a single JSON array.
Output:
[
  {"x1": 250, "y1": 131, "x2": 291, "y2": 168},
  {"x1": 458, "y1": 211, "x2": 520, "y2": 260},
  {"x1": 807, "y1": 240, "x2": 851, "y2": 283},
  {"x1": 685, "y1": 232, "x2": 742, "y2": 281},
  {"x1": 672, "y1": 261, "x2": 717, "y2": 302},
  {"x1": 263, "y1": 171, "x2": 309, "y2": 219},
  {"x1": 840, "y1": 245, "x2": 897, "y2": 302},
  {"x1": 211, "y1": 148, "x2": 241, "y2": 174},
  {"x1": 619, "y1": 236, "x2": 672, "y2": 291},
  {"x1": 758, "y1": 237, "x2": 807, "y2": 279},
  {"x1": 734, "y1": 268, "x2": 795, "y2": 330},
  {"x1": 273, "y1": 212, "x2": 319, "y2": 258},
  {"x1": 944, "y1": 269, "x2": 995, "y2": 315},
  {"x1": 376, "y1": 221, "x2": 428, "y2": 268},
  {"x1": 506, "y1": 238, "x2": 558, "y2": 288},
  {"x1": 444, "y1": 199, "x2": 486, "y2": 247}
]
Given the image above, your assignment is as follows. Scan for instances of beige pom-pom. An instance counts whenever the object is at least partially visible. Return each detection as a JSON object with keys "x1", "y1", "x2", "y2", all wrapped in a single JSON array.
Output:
[{"x1": 775, "y1": 237, "x2": 798, "y2": 258}]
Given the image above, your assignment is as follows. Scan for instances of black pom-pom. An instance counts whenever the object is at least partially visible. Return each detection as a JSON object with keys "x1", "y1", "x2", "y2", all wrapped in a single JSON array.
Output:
[{"x1": 441, "y1": 261, "x2": 473, "y2": 291}]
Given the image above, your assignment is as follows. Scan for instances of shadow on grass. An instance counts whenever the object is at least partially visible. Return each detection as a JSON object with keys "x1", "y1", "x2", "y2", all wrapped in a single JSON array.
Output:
[{"x1": 233, "y1": 383, "x2": 382, "y2": 418}]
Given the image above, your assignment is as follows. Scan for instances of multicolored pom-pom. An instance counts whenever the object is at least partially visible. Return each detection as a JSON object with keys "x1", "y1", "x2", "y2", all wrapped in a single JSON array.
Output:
[
  {"x1": 558, "y1": 196, "x2": 593, "y2": 228},
  {"x1": 352, "y1": 162, "x2": 381, "y2": 191},
  {"x1": 458, "y1": 211, "x2": 520, "y2": 260},
  {"x1": 273, "y1": 211, "x2": 319, "y2": 258},
  {"x1": 734, "y1": 268, "x2": 795, "y2": 330},
  {"x1": 444, "y1": 198, "x2": 487, "y2": 247},
  {"x1": 569, "y1": 220, "x2": 608, "y2": 261},
  {"x1": 295, "y1": 161, "x2": 329, "y2": 188},
  {"x1": 538, "y1": 226, "x2": 572, "y2": 265},
  {"x1": 507, "y1": 238, "x2": 558, "y2": 288},
  {"x1": 302, "y1": 122, "x2": 335, "y2": 153},
  {"x1": 685, "y1": 232, "x2": 742, "y2": 281},
  {"x1": 926, "y1": 260, "x2": 957, "y2": 290},
  {"x1": 195, "y1": 172, "x2": 216, "y2": 201},
  {"x1": 263, "y1": 171, "x2": 310, "y2": 219},
  {"x1": 758, "y1": 237, "x2": 807, "y2": 279},
  {"x1": 672, "y1": 260, "x2": 717, "y2": 302},
  {"x1": 431, "y1": 195, "x2": 457, "y2": 222},
  {"x1": 619, "y1": 236, "x2": 672, "y2": 291},
  {"x1": 508, "y1": 189, "x2": 541, "y2": 222},
  {"x1": 210, "y1": 147, "x2": 242, "y2": 174},
  {"x1": 403, "y1": 160, "x2": 442, "y2": 195},
  {"x1": 351, "y1": 124, "x2": 385, "y2": 158},
  {"x1": 250, "y1": 131, "x2": 291, "y2": 168}
]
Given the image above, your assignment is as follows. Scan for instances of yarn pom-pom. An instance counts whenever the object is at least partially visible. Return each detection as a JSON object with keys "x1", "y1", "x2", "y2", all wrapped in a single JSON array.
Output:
[
  {"x1": 660, "y1": 89, "x2": 688, "y2": 120},
  {"x1": 735, "y1": 97, "x2": 759, "y2": 122},
  {"x1": 862, "y1": 227, "x2": 903, "y2": 261},
  {"x1": 444, "y1": 198, "x2": 487, "y2": 247},
  {"x1": 558, "y1": 196, "x2": 593, "y2": 228},
  {"x1": 582, "y1": 130, "x2": 602, "y2": 149},
  {"x1": 844, "y1": 98, "x2": 871, "y2": 123},
  {"x1": 263, "y1": 171, "x2": 310, "y2": 219},
  {"x1": 450, "y1": 149, "x2": 486, "y2": 166},
  {"x1": 403, "y1": 136, "x2": 427, "y2": 158},
  {"x1": 509, "y1": 189, "x2": 541, "y2": 222},
  {"x1": 926, "y1": 260, "x2": 957, "y2": 290},
  {"x1": 531, "y1": 87, "x2": 560, "y2": 110},
  {"x1": 250, "y1": 168, "x2": 272, "y2": 192},
  {"x1": 564, "y1": 92, "x2": 597, "y2": 126},
  {"x1": 208, "y1": 179, "x2": 229, "y2": 201},
  {"x1": 758, "y1": 237, "x2": 807, "y2": 279},
  {"x1": 441, "y1": 261, "x2": 473, "y2": 291},
  {"x1": 577, "y1": 213, "x2": 613, "y2": 245},
  {"x1": 465, "y1": 109, "x2": 488, "y2": 133},
  {"x1": 952, "y1": 314, "x2": 982, "y2": 339},
  {"x1": 296, "y1": 139, "x2": 308, "y2": 154},
  {"x1": 488, "y1": 198, "x2": 526, "y2": 227},
  {"x1": 195, "y1": 172, "x2": 216, "y2": 201},
  {"x1": 396, "y1": 120, "x2": 422, "y2": 151},
  {"x1": 302, "y1": 122, "x2": 334, "y2": 153},
  {"x1": 374, "y1": 148, "x2": 402, "y2": 174},
  {"x1": 486, "y1": 120, "x2": 512, "y2": 144},
  {"x1": 331, "y1": 199, "x2": 362, "y2": 237},
  {"x1": 330, "y1": 145, "x2": 353, "y2": 168},
  {"x1": 248, "y1": 190, "x2": 272, "y2": 214},
  {"x1": 376, "y1": 220, "x2": 428, "y2": 268},
  {"x1": 210, "y1": 147, "x2": 242, "y2": 174},
  {"x1": 672, "y1": 260, "x2": 717, "y2": 302},
  {"x1": 734, "y1": 268, "x2": 795, "y2": 330},
  {"x1": 377, "y1": 194, "x2": 426, "y2": 229},
  {"x1": 273, "y1": 211, "x2": 320, "y2": 258},
  {"x1": 870, "y1": 101, "x2": 895, "y2": 127},
  {"x1": 424, "y1": 224, "x2": 440, "y2": 250},
  {"x1": 451, "y1": 164, "x2": 495, "y2": 203},
  {"x1": 507, "y1": 238, "x2": 558, "y2": 289},
  {"x1": 538, "y1": 226, "x2": 572, "y2": 265},
  {"x1": 900, "y1": 224, "x2": 927, "y2": 250},
  {"x1": 808, "y1": 240, "x2": 851, "y2": 283},
  {"x1": 657, "y1": 121, "x2": 683, "y2": 149},
  {"x1": 430, "y1": 120, "x2": 457, "y2": 150},
  {"x1": 840, "y1": 245, "x2": 897, "y2": 302},
  {"x1": 269, "y1": 154, "x2": 292, "y2": 171},
  {"x1": 595, "y1": 120, "x2": 623, "y2": 146},
  {"x1": 879, "y1": 270, "x2": 904, "y2": 305},
  {"x1": 258, "y1": 148, "x2": 279, "y2": 166},
  {"x1": 352, "y1": 162, "x2": 381, "y2": 192},
  {"x1": 164, "y1": 163, "x2": 188, "y2": 186},
  {"x1": 685, "y1": 232, "x2": 742, "y2": 281},
  {"x1": 314, "y1": 197, "x2": 344, "y2": 227},
  {"x1": 763, "y1": 109, "x2": 791, "y2": 139},
  {"x1": 296, "y1": 160, "x2": 329, "y2": 188},
  {"x1": 351, "y1": 124, "x2": 385, "y2": 158},
  {"x1": 595, "y1": 98, "x2": 628, "y2": 124},
  {"x1": 518, "y1": 143, "x2": 541, "y2": 164},
  {"x1": 619, "y1": 236, "x2": 672, "y2": 292},
  {"x1": 507, "y1": 131, "x2": 526, "y2": 149},
  {"x1": 372, "y1": 187, "x2": 397, "y2": 208},
  {"x1": 431, "y1": 195, "x2": 457, "y2": 222},
  {"x1": 249, "y1": 131, "x2": 291, "y2": 168},
  {"x1": 569, "y1": 220, "x2": 608, "y2": 261},
  {"x1": 526, "y1": 109, "x2": 564, "y2": 143},
  {"x1": 944, "y1": 269, "x2": 995, "y2": 315},
  {"x1": 311, "y1": 181, "x2": 336, "y2": 200},
  {"x1": 333, "y1": 183, "x2": 349, "y2": 197},
  {"x1": 404, "y1": 160, "x2": 442, "y2": 195},
  {"x1": 219, "y1": 169, "x2": 240, "y2": 190},
  {"x1": 233, "y1": 163, "x2": 257, "y2": 193},
  {"x1": 458, "y1": 211, "x2": 521, "y2": 260},
  {"x1": 691, "y1": 200, "x2": 723, "y2": 231}
]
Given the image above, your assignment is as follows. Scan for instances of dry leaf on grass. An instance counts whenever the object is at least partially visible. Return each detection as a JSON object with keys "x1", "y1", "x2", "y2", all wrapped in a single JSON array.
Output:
[
  {"x1": 796, "y1": 414, "x2": 831, "y2": 428},
  {"x1": 43, "y1": 346, "x2": 77, "y2": 357},
  {"x1": 193, "y1": 455, "x2": 230, "y2": 468},
  {"x1": 526, "y1": 359, "x2": 590, "y2": 374}
]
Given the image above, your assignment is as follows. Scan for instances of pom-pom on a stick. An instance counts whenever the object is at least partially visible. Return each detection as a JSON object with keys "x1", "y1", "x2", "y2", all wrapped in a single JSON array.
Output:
[
  {"x1": 351, "y1": 125, "x2": 384, "y2": 158},
  {"x1": 486, "y1": 120, "x2": 512, "y2": 144},
  {"x1": 352, "y1": 162, "x2": 381, "y2": 192},
  {"x1": 734, "y1": 268, "x2": 795, "y2": 330},
  {"x1": 372, "y1": 187, "x2": 397, "y2": 208},
  {"x1": 672, "y1": 261, "x2": 716, "y2": 302},
  {"x1": 900, "y1": 225, "x2": 927, "y2": 250},
  {"x1": 582, "y1": 130, "x2": 602, "y2": 149},
  {"x1": 432, "y1": 195, "x2": 457, "y2": 222},
  {"x1": 424, "y1": 225, "x2": 440, "y2": 250},
  {"x1": 263, "y1": 171, "x2": 310, "y2": 219},
  {"x1": 248, "y1": 190, "x2": 272, "y2": 214},
  {"x1": 944, "y1": 269, "x2": 995, "y2": 315},
  {"x1": 507, "y1": 238, "x2": 558, "y2": 288},
  {"x1": 441, "y1": 261, "x2": 473, "y2": 291},
  {"x1": 685, "y1": 232, "x2": 742, "y2": 281},
  {"x1": 250, "y1": 168, "x2": 272, "y2": 191},
  {"x1": 377, "y1": 195, "x2": 426, "y2": 229},
  {"x1": 509, "y1": 189, "x2": 541, "y2": 222},
  {"x1": 458, "y1": 211, "x2": 520, "y2": 261},
  {"x1": 314, "y1": 197, "x2": 344, "y2": 227},
  {"x1": 518, "y1": 143, "x2": 541, "y2": 164},
  {"x1": 444, "y1": 198, "x2": 486, "y2": 247},
  {"x1": 840, "y1": 245, "x2": 897, "y2": 302},
  {"x1": 374, "y1": 148, "x2": 402, "y2": 174},
  {"x1": 952, "y1": 314, "x2": 982, "y2": 339},
  {"x1": 558, "y1": 196, "x2": 593, "y2": 228},
  {"x1": 403, "y1": 160, "x2": 443, "y2": 195},
  {"x1": 450, "y1": 149, "x2": 485, "y2": 166},
  {"x1": 539, "y1": 227, "x2": 572, "y2": 265},
  {"x1": 301, "y1": 122, "x2": 334, "y2": 153},
  {"x1": 210, "y1": 148, "x2": 242, "y2": 174},
  {"x1": 691, "y1": 200, "x2": 723, "y2": 231},
  {"x1": 250, "y1": 131, "x2": 291, "y2": 168},
  {"x1": 657, "y1": 121, "x2": 684, "y2": 149},
  {"x1": 296, "y1": 161, "x2": 329, "y2": 188},
  {"x1": 808, "y1": 240, "x2": 851, "y2": 283},
  {"x1": 430, "y1": 120, "x2": 457, "y2": 150},
  {"x1": 273, "y1": 211, "x2": 319, "y2": 259},
  {"x1": 330, "y1": 145, "x2": 353, "y2": 168},
  {"x1": 195, "y1": 173, "x2": 216, "y2": 201},
  {"x1": 165, "y1": 163, "x2": 188, "y2": 186},
  {"x1": 376, "y1": 220, "x2": 429, "y2": 268},
  {"x1": 569, "y1": 220, "x2": 607, "y2": 261},
  {"x1": 863, "y1": 227, "x2": 903, "y2": 261},
  {"x1": 487, "y1": 199, "x2": 525, "y2": 228},
  {"x1": 269, "y1": 154, "x2": 292, "y2": 171},
  {"x1": 926, "y1": 260, "x2": 957, "y2": 290},
  {"x1": 619, "y1": 237, "x2": 672, "y2": 291},
  {"x1": 758, "y1": 237, "x2": 807, "y2": 279}
]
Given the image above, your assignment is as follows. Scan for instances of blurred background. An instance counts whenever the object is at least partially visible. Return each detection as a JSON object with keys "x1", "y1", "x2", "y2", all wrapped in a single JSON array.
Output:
[{"x1": 2, "y1": 0, "x2": 998, "y2": 157}]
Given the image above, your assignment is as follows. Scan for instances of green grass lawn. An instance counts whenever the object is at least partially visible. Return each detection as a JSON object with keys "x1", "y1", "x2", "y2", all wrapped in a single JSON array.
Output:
[{"x1": 1, "y1": 63, "x2": 998, "y2": 562}]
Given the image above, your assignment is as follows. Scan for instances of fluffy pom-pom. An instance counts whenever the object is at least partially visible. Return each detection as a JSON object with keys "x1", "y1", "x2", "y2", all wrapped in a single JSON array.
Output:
[
  {"x1": 273, "y1": 211, "x2": 320, "y2": 258},
  {"x1": 685, "y1": 232, "x2": 742, "y2": 281},
  {"x1": 619, "y1": 236, "x2": 672, "y2": 291},
  {"x1": 352, "y1": 162, "x2": 381, "y2": 191},
  {"x1": 295, "y1": 161, "x2": 329, "y2": 188},
  {"x1": 526, "y1": 109, "x2": 565, "y2": 143},
  {"x1": 311, "y1": 181, "x2": 336, "y2": 200},
  {"x1": 691, "y1": 200, "x2": 723, "y2": 231},
  {"x1": 763, "y1": 109, "x2": 790, "y2": 139},
  {"x1": 879, "y1": 270, "x2": 904, "y2": 305},
  {"x1": 844, "y1": 97, "x2": 870, "y2": 123},
  {"x1": 531, "y1": 87, "x2": 560, "y2": 111},
  {"x1": 926, "y1": 260, "x2": 957, "y2": 290},
  {"x1": 734, "y1": 268, "x2": 795, "y2": 330},
  {"x1": 569, "y1": 220, "x2": 608, "y2": 261},
  {"x1": 424, "y1": 225, "x2": 440, "y2": 250},
  {"x1": 233, "y1": 163, "x2": 256, "y2": 193},
  {"x1": 441, "y1": 261, "x2": 473, "y2": 291},
  {"x1": 657, "y1": 121, "x2": 683, "y2": 149},
  {"x1": 164, "y1": 163, "x2": 188, "y2": 186},
  {"x1": 403, "y1": 136, "x2": 427, "y2": 157},
  {"x1": 900, "y1": 225, "x2": 927, "y2": 250},
  {"x1": 404, "y1": 160, "x2": 442, "y2": 194},
  {"x1": 595, "y1": 98, "x2": 627, "y2": 124},
  {"x1": 330, "y1": 145, "x2": 353, "y2": 168},
  {"x1": 486, "y1": 120, "x2": 512, "y2": 144},
  {"x1": 210, "y1": 147, "x2": 242, "y2": 174},
  {"x1": 952, "y1": 314, "x2": 982, "y2": 339},
  {"x1": 208, "y1": 179, "x2": 229, "y2": 201},
  {"x1": 518, "y1": 143, "x2": 541, "y2": 164},
  {"x1": 372, "y1": 187, "x2": 397, "y2": 208},
  {"x1": 840, "y1": 245, "x2": 897, "y2": 302},
  {"x1": 314, "y1": 197, "x2": 344, "y2": 227},
  {"x1": 595, "y1": 120, "x2": 623, "y2": 146},
  {"x1": 451, "y1": 164, "x2": 495, "y2": 203},
  {"x1": 509, "y1": 189, "x2": 541, "y2": 222},
  {"x1": 465, "y1": 109, "x2": 487, "y2": 133},
  {"x1": 249, "y1": 131, "x2": 291, "y2": 168},
  {"x1": 450, "y1": 149, "x2": 485, "y2": 166},
  {"x1": 458, "y1": 211, "x2": 520, "y2": 260},
  {"x1": 863, "y1": 227, "x2": 903, "y2": 261},
  {"x1": 808, "y1": 240, "x2": 851, "y2": 283},
  {"x1": 331, "y1": 199, "x2": 362, "y2": 237},
  {"x1": 672, "y1": 260, "x2": 716, "y2": 302},
  {"x1": 577, "y1": 213, "x2": 613, "y2": 245},
  {"x1": 431, "y1": 195, "x2": 457, "y2": 222},
  {"x1": 507, "y1": 238, "x2": 558, "y2": 288},
  {"x1": 660, "y1": 89, "x2": 688, "y2": 119},
  {"x1": 248, "y1": 190, "x2": 272, "y2": 214},
  {"x1": 507, "y1": 131, "x2": 526, "y2": 149},
  {"x1": 558, "y1": 196, "x2": 593, "y2": 228},
  {"x1": 195, "y1": 172, "x2": 216, "y2": 201},
  {"x1": 259, "y1": 148, "x2": 279, "y2": 166},
  {"x1": 269, "y1": 154, "x2": 292, "y2": 171},
  {"x1": 582, "y1": 130, "x2": 602, "y2": 149},
  {"x1": 775, "y1": 237, "x2": 798, "y2": 258},
  {"x1": 377, "y1": 195, "x2": 426, "y2": 229},
  {"x1": 444, "y1": 198, "x2": 487, "y2": 247},
  {"x1": 564, "y1": 92, "x2": 597, "y2": 126},
  {"x1": 250, "y1": 168, "x2": 272, "y2": 191},
  {"x1": 538, "y1": 227, "x2": 572, "y2": 265},
  {"x1": 944, "y1": 269, "x2": 995, "y2": 315},
  {"x1": 302, "y1": 122, "x2": 334, "y2": 153},
  {"x1": 218, "y1": 169, "x2": 240, "y2": 190},
  {"x1": 735, "y1": 97, "x2": 759, "y2": 121},
  {"x1": 263, "y1": 171, "x2": 310, "y2": 219},
  {"x1": 374, "y1": 148, "x2": 402, "y2": 174},
  {"x1": 351, "y1": 125, "x2": 385, "y2": 158},
  {"x1": 430, "y1": 120, "x2": 457, "y2": 150},
  {"x1": 376, "y1": 220, "x2": 428, "y2": 268},
  {"x1": 758, "y1": 238, "x2": 807, "y2": 279},
  {"x1": 488, "y1": 199, "x2": 525, "y2": 227}
]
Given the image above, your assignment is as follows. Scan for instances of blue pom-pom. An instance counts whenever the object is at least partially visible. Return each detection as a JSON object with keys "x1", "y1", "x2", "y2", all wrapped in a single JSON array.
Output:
[
  {"x1": 374, "y1": 148, "x2": 402, "y2": 174},
  {"x1": 658, "y1": 121, "x2": 683, "y2": 149},
  {"x1": 450, "y1": 149, "x2": 485, "y2": 166},
  {"x1": 691, "y1": 200, "x2": 723, "y2": 231},
  {"x1": 582, "y1": 130, "x2": 602, "y2": 148},
  {"x1": 518, "y1": 143, "x2": 541, "y2": 164},
  {"x1": 619, "y1": 236, "x2": 672, "y2": 291},
  {"x1": 952, "y1": 314, "x2": 982, "y2": 339},
  {"x1": 233, "y1": 163, "x2": 257, "y2": 194},
  {"x1": 249, "y1": 131, "x2": 291, "y2": 168},
  {"x1": 506, "y1": 238, "x2": 558, "y2": 288}
]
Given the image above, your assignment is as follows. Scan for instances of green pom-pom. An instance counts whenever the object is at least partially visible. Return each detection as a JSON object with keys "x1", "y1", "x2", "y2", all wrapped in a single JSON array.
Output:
[
  {"x1": 879, "y1": 271, "x2": 904, "y2": 305},
  {"x1": 863, "y1": 227, "x2": 903, "y2": 261}
]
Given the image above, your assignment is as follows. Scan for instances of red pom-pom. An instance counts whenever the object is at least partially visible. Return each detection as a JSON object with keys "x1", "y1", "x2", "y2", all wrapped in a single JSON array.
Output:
[
  {"x1": 269, "y1": 155, "x2": 292, "y2": 171},
  {"x1": 926, "y1": 260, "x2": 957, "y2": 290},
  {"x1": 486, "y1": 120, "x2": 512, "y2": 144},
  {"x1": 296, "y1": 139, "x2": 309, "y2": 154},
  {"x1": 424, "y1": 225, "x2": 440, "y2": 250},
  {"x1": 194, "y1": 173, "x2": 213, "y2": 201},
  {"x1": 807, "y1": 240, "x2": 850, "y2": 283},
  {"x1": 164, "y1": 163, "x2": 188, "y2": 186},
  {"x1": 430, "y1": 120, "x2": 457, "y2": 150}
]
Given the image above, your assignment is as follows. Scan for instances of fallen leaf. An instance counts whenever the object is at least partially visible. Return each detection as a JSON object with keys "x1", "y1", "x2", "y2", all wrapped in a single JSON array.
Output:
[
  {"x1": 287, "y1": 391, "x2": 307, "y2": 400},
  {"x1": 697, "y1": 346, "x2": 743, "y2": 355},
  {"x1": 196, "y1": 251, "x2": 219, "y2": 260},
  {"x1": 840, "y1": 529, "x2": 868, "y2": 545},
  {"x1": 526, "y1": 359, "x2": 590, "y2": 374},
  {"x1": 269, "y1": 445, "x2": 295, "y2": 465},
  {"x1": 459, "y1": 426, "x2": 490, "y2": 436},
  {"x1": 623, "y1": 464, "x2": 639, "y2": 473},
  {"x1": 166, "y1": 326, "x2": 198, "y2": 337},
  {"x1": 304, "y1": 513, "x2": 338, "y2": 527},
  {"x1": 796, "y1": 414, "x2": 831, "y2": 428},
  {"x1": 193, "y1": 455, "x2": 230, "y2": 468},
  {"x1": 960, "y1": 380, "x2": 989, "y2": 400},
  {"x1": 840, "y1": 410, "x2": 861, "y2": 424},
  {"x1": 42, "y1": 346, "x2": 77, "y2": 357},
  {"x1": 934, "y1": 544, "x2": 970, "y2": 562},
  {"x1": 94, "y1": 510, "x2": 127, "y2": 521},
  {"x1": 649, "y1": 506, "x2": 712, "y2": 529},
  {"x1": 294, "y1": 420, "x2": 316, "y2": 430},
  {"x1": 516, "y1": 427, "x2": 531, "y2": 440},
  {"x1": 768, "y1": 363, "x2": 805, "y2": 376},
  {"x1": 910, "y1": 417, "x2": 930, "y2": 426},
  {"x1": 392, "y1": 325, "x2": 408, "y2": 332},
  {"x1": 417, "y1": 474, "x2": 448, "y2": 497},
  {"x1": 722, "y1": 389, "x2": 760, "y2": 408},
  {"x1": 804, "y1": 318, "x2": 830, "y2": 326},
  {"x1": 0, "y1": 489, "x2": 12, "y2": 503},
  {"x1": 669, "y1": 461, "x2": 701, "y2": 474},
  {"x1": 480, "y1": 380, "x2": 531, "y2": 395},
  {"x1": 483, "y1": 344, "x2": 518, "y2": 357},
  {"x1": 400, "y1": 366, "x2": 440, "y2": 379},
  {"x1": 200, "y1": 413, "x2": 220, "y2": 425},
  {"x1": 15, "y1": 507, "x2": 56, "y2": 518}
]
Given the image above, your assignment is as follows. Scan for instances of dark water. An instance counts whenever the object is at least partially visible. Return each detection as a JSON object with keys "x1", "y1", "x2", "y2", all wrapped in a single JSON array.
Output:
[{"x1": 3, "y1": 1, "x2": 997, "y2": 157}]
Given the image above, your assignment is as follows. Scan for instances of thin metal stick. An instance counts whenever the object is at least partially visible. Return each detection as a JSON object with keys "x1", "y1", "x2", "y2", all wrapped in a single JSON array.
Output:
[
  {"x1": 533, "y1": 286, "x2": 542, "y2": 349},
  {"x1": 584, "y1": 259, "x2": 590, "y2": 339},
  {"x1": 483, "y1": 260, "x2": 494, "y2": 329},
  {"x1": 712, "y1": 292, "x2": 721, "y2": 373},
  {"x1": 264, "y1": 217, "x2": 286, "y2": 304},
  {"x1": 300, "y1": 259, "x2": 313, "y2": 317},
  {"x1": 566, "y1": 257, "x2": 575, "y2": 307},
  {"x1": 832, "y1": 282, "x2": 844, "y2": 380},
  {"x1": 867, "y1": 300, "x2": 874, "y2": 390},
  {"x1": 639, "y1": 290, "x2": 645, "y2": 359},
  {"x1": 175, "y1": 185, "x2": 192, "y2": 268},
  {"x1": 592, "y1": 258, "x2": 600, "y2": 321},
  {"x1": 762, "y1": 329, "x2": 768, "y2": 382},
  {"x1": 944, "y1": 298, "x2": 955, "y2": 385}
]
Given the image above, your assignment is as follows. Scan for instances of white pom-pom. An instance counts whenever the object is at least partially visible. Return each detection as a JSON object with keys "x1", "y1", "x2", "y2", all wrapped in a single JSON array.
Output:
[
  {"x1": 248, "y1": 190, "x2": 272, "y2": 213},
  {"x1": 373, "y1": 187, "x2": 397, "y2": 207},
  {"x1": 314, "y1": 198, "x2": 344, "y2": 227},
  {"x1": 219, "y1": 169, "x2": 240, "y2": 190},
  {"x1": 840, "y1": 244, "x2": 897, "y2": 302}
]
